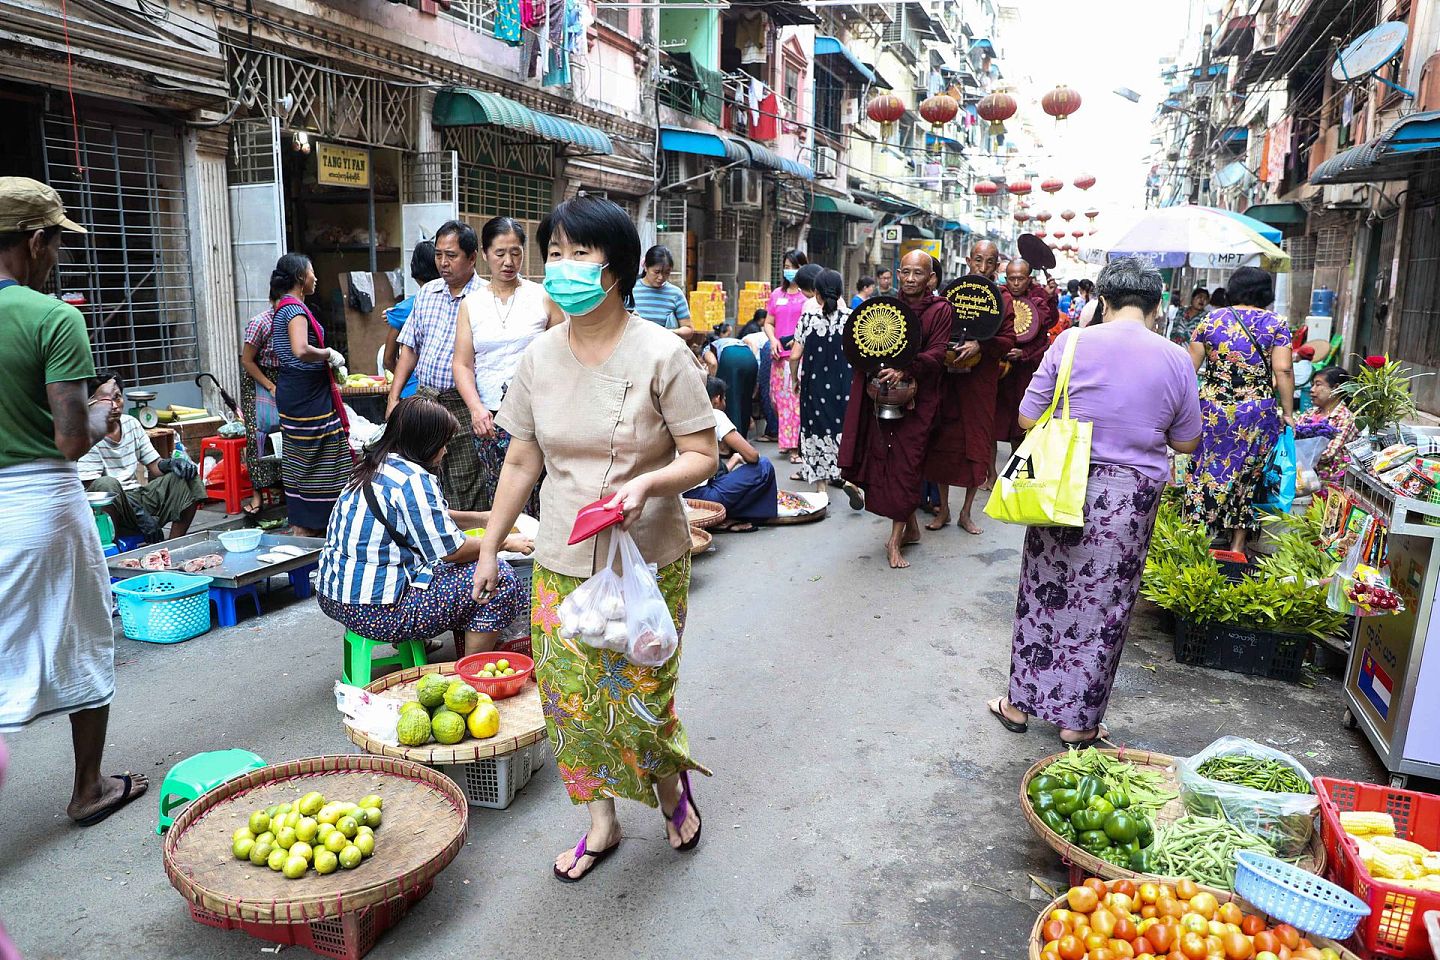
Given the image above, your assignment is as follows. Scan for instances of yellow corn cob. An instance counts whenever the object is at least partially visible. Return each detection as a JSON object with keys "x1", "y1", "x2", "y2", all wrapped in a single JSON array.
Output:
[
  {"x1": 1342, "y1": 811, "x2": 1397, "y2": 836},
  {"x1": 1371, "y1": 850, "x2": 1423, "y2": 880},
  {"x1": 1384, "y1": 875, "x2": 1440, "y2": 891},
  {"x1": 1351, "y1": 836, "x2": 1379, "y2": 869},
  {"x1": 1371, "y1": 836, "x2": 1431, "y2": 861},
  {"x1": 1423, "y1": 851, "x2": 1440, "y2": 875}
]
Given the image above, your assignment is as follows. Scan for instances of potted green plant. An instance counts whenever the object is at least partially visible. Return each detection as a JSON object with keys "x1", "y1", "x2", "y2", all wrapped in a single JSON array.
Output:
[{"x1": 1342, "y1": 355, "x2": 1427, "y2": 444}]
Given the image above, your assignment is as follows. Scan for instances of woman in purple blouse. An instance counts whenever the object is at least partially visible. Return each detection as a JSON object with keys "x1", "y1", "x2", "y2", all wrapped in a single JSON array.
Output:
[{"x1": 989, "y1": 257, "x2": 1202, "y2": 747}]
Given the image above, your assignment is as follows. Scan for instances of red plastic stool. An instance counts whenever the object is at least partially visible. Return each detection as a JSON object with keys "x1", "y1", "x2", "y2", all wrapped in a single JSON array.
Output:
[{"x1": 200, "y1": 436, "x2": 254, "y2": 515}]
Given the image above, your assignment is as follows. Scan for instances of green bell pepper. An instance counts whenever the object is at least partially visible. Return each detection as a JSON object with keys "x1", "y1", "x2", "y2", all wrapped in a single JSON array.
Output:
[
  {"x1": 1104, "y1": 788, "x2": 1131, "y2": 810},
  {"x1": 1028, "y1": 774, "x2": 1065, "y2": 799},
  {"x1": 1121, "y1": 838, "x2": 1143, "y2": 854},
  {"x1": 1086, "y1": 795, "x2": 1116, "y2": 817},
  {"x1": 1071, "y1": 807, "x2": 1107, "y2": 833},
  {"x1": 1137, "y1": 821, "x2": 1155, "y2": 848},
  {"x1": 1032, "y1": 791, "x2": 1057, "y2": 814},
  {"x1": 1057, "y1": 821, "x2": 1077, "y2": 843},
  {"x1": 1129, "y1": 849, "x2": 1155, "y2": 873},
  {"x1": 1038, "y1": 809, "x2": 1069, "y2": 835},
  {"x1": 1049, "y1": 789, "x2": 1081, "y2": 817},
  {"x1": 1077, "y1": 829, "x2": 1112, "y2": 854},
  {"x1": 1102, "y1": 810, "x2": 1142, "y2": 844},
  {"x1": 1074, "y1": 776, "x2": 1106, "y2": 804}
]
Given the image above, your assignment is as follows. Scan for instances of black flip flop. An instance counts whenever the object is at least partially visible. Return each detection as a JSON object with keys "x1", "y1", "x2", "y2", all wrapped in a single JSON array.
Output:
[
  {"x1": 553, "y1": 834, "x2": 621, "y2": 883},
  {"x1": 841, "y1": 482, "x2": 865, "y2": 511},
  {"x1": 988, "y1": 699, "x2": 1028, "y2": 734},
  {"x1": 716, "y1": 522, "x2": 759, "y2": 534},
  {"x1": 74, "y1": 773, "x2": 146, "y2": 827},
  {"x1": 1060, "y1": 725, "x2": 1109, "y2": 750}
]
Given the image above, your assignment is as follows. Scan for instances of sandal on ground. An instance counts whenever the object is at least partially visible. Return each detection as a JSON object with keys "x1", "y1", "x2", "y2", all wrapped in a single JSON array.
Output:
[
  {"x1": 1059, "y1": 723, "x2": 1109, "y2": 750},
  {"x1": 552, "y1": 834, "x2": 621, "y2": 883},
  {"x1": 74, "y1": 773, "x2": 148, "y2": 827},
  {"x1": 790, "y1": 471, "x2": 807, "y2": 482},
  {"x1": 757, "y1": 435, "x2": 777, "y2": 443},
  {"x1": 987, "y1": 697, "x2": 1028, "y2": 734},
  {"x1": 663, "y1": 770, "x2": 703, "y2": 853},
  {"x1": 716, "y1": 521, "x2": 758, "y2": 534},
  {"x1": 841, "y1": 482, "x2": 864, "y2": 511},
  {"x1": 789, "y1": 454, "x2": 803, "y2": 464},
  {"x1": 241, "y1": 502, "x2": 261, "y2": 516}
]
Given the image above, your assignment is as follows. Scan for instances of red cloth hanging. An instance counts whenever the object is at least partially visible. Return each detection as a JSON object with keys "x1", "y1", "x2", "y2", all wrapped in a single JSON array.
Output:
[{"x1": 752, "y1": 92, "x2": 778, "y2": 141}]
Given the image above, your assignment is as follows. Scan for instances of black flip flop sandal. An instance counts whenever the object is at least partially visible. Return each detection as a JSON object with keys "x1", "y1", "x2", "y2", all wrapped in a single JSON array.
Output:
[
  {"x1": 74, "y1": 773, "x2": 146, "y2": 827},
  {"x1": 988, "y1": 699, "x2": 1028, "y2": 734},
  {"x1": 553, "y1": 834, "x2": 621, "y2": 883},
  {"x1": 1060, "y1": 725, "x2": 1109, "y2": 750}
]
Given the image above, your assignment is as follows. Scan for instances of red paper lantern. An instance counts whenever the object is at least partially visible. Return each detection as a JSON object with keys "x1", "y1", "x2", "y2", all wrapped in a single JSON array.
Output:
[
  {"x1": 1014, "y1": 211, "x2": 1030, "y2": 223},
  {"x1": 1061, "y1": 209, "x2": 1076, "y2": 221},
  {"x1": 1041, "y1": 178, "x2": 1064, "y2": 194},
  {"x1": 919, "y1": 94, "x2": 959, "y2": 132},
  {"x1": 1041, "y1": 85, "x2": 1082, "y2": 121},
  {"x1": 972, "y1": 179, "x2": 1000, "y2": 196},
  {"x1": 977, "y1": 91, "x2": 1017, "y2": 136},
  {"x1": 1035, "y1": 228, "x2": 1048, "y2": 238},
  {"x1": 866, "y1": 94, "x2": 905, "y2": 137},
  {"x1": 1085, "y1": 208, "x2": 1100, "y2": 222},
  {"x1": 1071, "y1": 229, "x2": 1084, "y2": 238},
  {"x1": 1047, "y1": 238, "x2": 1059, "y2": 248},
  {"x1": 1007, "y1": 180, "x2": 1033, "y2": 196},
  {"x1": 1035, "y1": 210, "x2": 1052, "y2": 222},
  {"x1": 1074, "y1": 173, "x2": 1096, "y2": 191}
]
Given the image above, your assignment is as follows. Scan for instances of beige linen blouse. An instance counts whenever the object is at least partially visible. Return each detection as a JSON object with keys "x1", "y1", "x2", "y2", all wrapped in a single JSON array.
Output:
[{"x1": 495, "y1": 314, "x2": 716, "y2": 578}]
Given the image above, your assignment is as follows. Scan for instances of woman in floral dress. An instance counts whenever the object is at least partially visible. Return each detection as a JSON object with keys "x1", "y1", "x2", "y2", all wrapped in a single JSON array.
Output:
[{"x1": 1183, "y1": 267, "x2": 1295, "y2": 552}]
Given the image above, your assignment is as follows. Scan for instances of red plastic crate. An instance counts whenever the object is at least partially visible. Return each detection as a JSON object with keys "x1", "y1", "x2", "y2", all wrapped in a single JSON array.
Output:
[
  {"x1": 1315, "y1": 776, "x2": 1440, "y2": 959},
  {"x1": 187, "y1": 880, "x2": 432, "y2": 960}
]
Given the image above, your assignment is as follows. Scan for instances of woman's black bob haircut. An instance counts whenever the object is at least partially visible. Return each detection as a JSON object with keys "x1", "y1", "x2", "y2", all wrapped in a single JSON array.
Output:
[
  {"x1": 1227, "y1": 267, "x2": 1275, "y2": 309},
  {"x1": 537, "y1": 195, "x2": 641, "y2": 306}
]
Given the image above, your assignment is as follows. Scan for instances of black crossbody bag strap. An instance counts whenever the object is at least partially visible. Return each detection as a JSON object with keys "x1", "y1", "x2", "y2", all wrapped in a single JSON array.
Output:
[
  {"x1": 361, "y1": 481, "x2": 417, "y2": 554},
  {"x1": 1229, "y1": 308, "x2": 1274, "y2": 383}
]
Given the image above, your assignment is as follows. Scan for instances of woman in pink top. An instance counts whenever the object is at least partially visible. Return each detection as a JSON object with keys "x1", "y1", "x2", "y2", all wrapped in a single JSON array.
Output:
[
  {"x1": 988, "y1": 257, "x2": 1202, "y2": 748},
  {"x1": 764, "y1": 249, "x2": 808, "y2": 461}
]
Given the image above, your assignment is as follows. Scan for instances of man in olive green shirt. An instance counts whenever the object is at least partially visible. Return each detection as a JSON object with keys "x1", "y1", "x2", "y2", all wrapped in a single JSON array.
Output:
[{"x1": 0, "y1": 176, "x2": 150, "y2": 826}]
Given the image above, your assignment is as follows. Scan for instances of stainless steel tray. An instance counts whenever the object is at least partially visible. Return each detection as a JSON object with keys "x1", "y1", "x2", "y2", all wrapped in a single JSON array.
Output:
[{"x1": 107, "y1": 532, "x2": 324, "y2": 589}]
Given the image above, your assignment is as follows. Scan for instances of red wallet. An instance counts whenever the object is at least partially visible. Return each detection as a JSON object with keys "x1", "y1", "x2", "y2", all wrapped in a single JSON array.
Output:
[{"x1": 568, "y1": 497, "x2": 624, "y2": 545}]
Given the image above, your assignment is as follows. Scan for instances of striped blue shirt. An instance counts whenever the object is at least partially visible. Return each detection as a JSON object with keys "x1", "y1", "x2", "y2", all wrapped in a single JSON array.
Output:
[
  {"x1": 317, "y1": 454, "x2": 468, "y2": 605},
  {"x1": 631, "y1": 280, "x2": 690, "y2": 329}
]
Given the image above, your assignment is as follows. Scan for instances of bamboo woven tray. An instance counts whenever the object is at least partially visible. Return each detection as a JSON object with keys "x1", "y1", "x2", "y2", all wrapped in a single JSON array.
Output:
[
  {"x1": 1026, "y1": 882, "x2": 1364, "y2": 960},
  {"x1": 690, "y1": 526, "x2": 713, "y2": 554},
  {"x1": 339, "y1": 381, "x2": 390, "y2": 396},
  {"x1": 163, "y1": 754, "x2": 466, "y2": 924},
  {"x1": 343, "y1": 663, "x2": 546, "y2": 764},
  {"x1": 684, "y1": 498, "x2": 726, "y2": 530},
  {"x1": 1019, "y1": 747, "x2": 1325, "y2": 884}
]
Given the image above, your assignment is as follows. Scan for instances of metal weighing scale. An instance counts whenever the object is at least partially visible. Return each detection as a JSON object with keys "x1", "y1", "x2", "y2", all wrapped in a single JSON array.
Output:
[
  {"x1": 125, "y1": 388, "x2": 159, "y2": 428},
  {"x1": 1337, "y1": 466, "x2": 1440, "y2": 787}
]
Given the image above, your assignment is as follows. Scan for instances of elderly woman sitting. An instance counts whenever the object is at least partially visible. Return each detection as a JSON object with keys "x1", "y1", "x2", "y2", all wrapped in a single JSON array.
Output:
[{"x1": 316, "y1": 396, "x2": 531, "y2": 659}]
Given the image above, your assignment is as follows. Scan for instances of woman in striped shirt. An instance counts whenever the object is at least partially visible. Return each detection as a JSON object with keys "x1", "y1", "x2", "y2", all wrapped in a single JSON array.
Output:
[{"x1": 317, "y1": 397, "x2": 531, "y2": 659}]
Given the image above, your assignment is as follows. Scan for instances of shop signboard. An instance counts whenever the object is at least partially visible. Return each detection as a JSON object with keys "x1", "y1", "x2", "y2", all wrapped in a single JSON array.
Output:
[
  {"x1": 317, "y1": 143, "x2": 371, "y2": 188},
  {"x1": 1346, "y1": 531, "x2": 1424, "y2": 743}
]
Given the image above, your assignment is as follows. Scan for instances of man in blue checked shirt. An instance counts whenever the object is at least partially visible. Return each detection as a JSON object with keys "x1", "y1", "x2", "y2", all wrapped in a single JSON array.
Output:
[{"x1": 387, "y1": 220, "x2": 486, "y2": 511}]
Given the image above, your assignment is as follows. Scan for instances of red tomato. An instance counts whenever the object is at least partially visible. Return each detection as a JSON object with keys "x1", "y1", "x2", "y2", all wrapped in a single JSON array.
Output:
[
  {"x1": 1240, "y1": 917, "x2": 1265, "y2": 937},
  {"x1": 1134, "y1": 938, "x2": 1156, "y2": 957},
  {"x1": 1113, "y1": 880, "x2": 1139, "y2": 899},
  {"x1": 1175, "y1": 879, "x2": 1200, "y2": 901},
  {"x1": 1070, "y1": 886, "x2": 1100, "y2": 913},
  {"x1": 1141, "y1": 906, "x2": 1158, "y2": 920},
  {"x1": 1148, "y1": 923, "x2": 1176, "y2": 953},
  {"x1": 1180, "y1": 932, "x2": 1208, "y2": 960},
  {"x1": 1109, "y1": 939, "x2": 1137, "y2": 960},
  {"x1": 1091, "y1": 949, "x2": 1116, "y2": 960},
  {"x1": 1086, "y1": 878, "x2": 1110, "y2": 897},
  {"x1": 1167, "y1": 951, "x2": 1187, "y2": 960},
  {"x1": 1222, "y1": 931, "x2": 1253, "y2": 960},
  {"x1": 1057, "y1": 934, "x2": 1086, "y2": 960},
  {"x1": 1045, "y1": 920, "x2": 1068, "y2": 942},
  {"x1": 1114, "y1": 918, "x2": 1138, "y2": 943},
  {"x1": 1217, "y1": 903, "x2": 1245, "y2": 927},
  {"x1": 1274, "y1": 926, "x2": 1301, "y2": 951},
  {"x1": 1253, "y1": 932, "x2": 1279, "y2": 956}
]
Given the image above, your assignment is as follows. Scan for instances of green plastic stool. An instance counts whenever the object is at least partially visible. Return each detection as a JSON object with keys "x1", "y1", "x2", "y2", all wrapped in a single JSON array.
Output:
[
  {"x1": 156, "y1": 748, "x2": 265, "y2": 834},
  {"x1": 342, "y1": 630, "x2": 427, "y2": 687}
]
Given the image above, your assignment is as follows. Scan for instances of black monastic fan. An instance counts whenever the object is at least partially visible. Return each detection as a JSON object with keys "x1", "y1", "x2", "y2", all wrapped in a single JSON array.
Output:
[{"x1": 843, "y1": 295, "x2": 921, "y2": 372}]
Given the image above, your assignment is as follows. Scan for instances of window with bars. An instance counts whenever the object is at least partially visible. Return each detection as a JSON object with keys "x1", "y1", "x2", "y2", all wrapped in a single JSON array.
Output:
[
  {"x1": 815, "y1": 66, "x2": 845, "y2": 139},
  {"x1": 594, "y1": 0, "x2": 630, "y2": 35},
  {"x1": 43, "y1": 113, "x2": 199, "y2": 387},
  {"x1": 736, "y1": 210, "x2": 760, "y2": 263},
  {"x1": 438, "y1": 0, "x2": 495, "y2": 34},
  {"x1": 1283, "y1": 235, "x2": 1316, "y2": 271}
]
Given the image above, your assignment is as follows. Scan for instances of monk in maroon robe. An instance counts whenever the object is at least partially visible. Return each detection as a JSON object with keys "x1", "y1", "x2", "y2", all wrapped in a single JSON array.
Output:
[
  {"x1": 993, "y1": 258, "x2": 1057, "y2": 450},
  {"x1": 839, "y1": 250, "x2": 953, "y2": 569},
  {"x1": 923, "y1": 241, "x2": 1015, "y2": 535}
]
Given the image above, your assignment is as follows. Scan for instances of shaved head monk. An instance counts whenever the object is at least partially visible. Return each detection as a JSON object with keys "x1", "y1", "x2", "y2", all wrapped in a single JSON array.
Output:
[
  {"x1": 839, "y1": 250, "x2": 954, "y2": 569},
  {"x1": 922, "y1": 240, "x2": 1014, "y2": 534}
]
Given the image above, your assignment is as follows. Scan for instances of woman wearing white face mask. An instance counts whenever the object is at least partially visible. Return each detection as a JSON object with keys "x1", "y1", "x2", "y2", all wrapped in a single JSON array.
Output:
[
  {"x1": 764, "y1": 249, "x2": 808, "y2": 463},
  {"x1": 473, "y1": 195, "x2": 718, "y2": 884}
]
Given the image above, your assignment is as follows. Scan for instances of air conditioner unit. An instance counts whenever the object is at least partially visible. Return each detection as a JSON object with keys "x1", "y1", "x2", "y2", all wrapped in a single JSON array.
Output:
[
  {"x1": 727, "y1": 169, "x2": 763, "y2": 208},
  {"x1": 814, "y1": 146, "x2": 839, "y2": 179},
  {"x1": 844, "y1": 221, "x2": 867, "y2": 246}
]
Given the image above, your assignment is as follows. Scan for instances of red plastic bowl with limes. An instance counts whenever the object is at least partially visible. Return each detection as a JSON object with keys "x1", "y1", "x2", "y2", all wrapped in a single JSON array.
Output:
[{"x1": 456, "y1": 651, "x2": 534, "y2": 700}]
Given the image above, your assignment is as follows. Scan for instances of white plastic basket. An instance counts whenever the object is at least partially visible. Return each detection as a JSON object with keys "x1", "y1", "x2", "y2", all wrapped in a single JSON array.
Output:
[{"x1": 436, "y1": 742, "x2": 545, "y2": 810}]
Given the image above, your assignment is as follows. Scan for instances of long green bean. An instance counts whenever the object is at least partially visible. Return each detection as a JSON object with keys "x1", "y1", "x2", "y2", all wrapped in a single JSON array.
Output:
[
  {"x1": 1150, "y1": 815, "x2": 1274, "y2": 890},
  {"x1": 1045, "y1": 749, "x2": 1178, "y2": 815},
  {"x1": 1196, "y1": 756, "x2": 1312, "y2": 794}
]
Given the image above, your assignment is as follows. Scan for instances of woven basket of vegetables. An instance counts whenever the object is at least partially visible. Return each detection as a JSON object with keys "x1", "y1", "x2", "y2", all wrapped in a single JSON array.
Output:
[
  {"x1": 1020, "y1": 748, "x2": 1326, "y2": 888},
  {"x1": 1026, "y1": 876, "x2": 1365, "y2": 960}
]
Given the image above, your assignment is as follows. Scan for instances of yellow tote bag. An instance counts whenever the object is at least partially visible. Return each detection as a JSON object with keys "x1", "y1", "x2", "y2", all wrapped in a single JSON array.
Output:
[{"x1": 984, "y1": 331, "x2": 1092, "y2": 527}]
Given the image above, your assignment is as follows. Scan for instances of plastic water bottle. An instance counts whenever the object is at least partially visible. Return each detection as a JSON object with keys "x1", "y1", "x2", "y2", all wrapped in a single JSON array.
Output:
[{"x1": 1310, "y1": 287, "x2": 1336, "y2": 317}]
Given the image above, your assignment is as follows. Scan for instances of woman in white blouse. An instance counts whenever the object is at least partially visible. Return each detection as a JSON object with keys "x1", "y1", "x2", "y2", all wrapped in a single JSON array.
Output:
[{"x1": 454, "y1": 216, "x2": 564, "y2": 513}]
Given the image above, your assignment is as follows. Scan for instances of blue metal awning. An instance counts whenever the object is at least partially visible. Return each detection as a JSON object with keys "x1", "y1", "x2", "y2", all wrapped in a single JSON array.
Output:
[
  {"x1": 970, "y1": 38, "x2": 994, "y2": 53},
  {"x1": 727, "y1": 136, "x2": 814, "y2": 179},
  {"x1": 1221, "y1": 126, "x2": 1248, "y2": 143},
  {"x1": 433, "y1": 88, "x2": 614, "y2": 154},
  {"x1": 1191, "y1": 63, "x2": 1228, "y2": 78},
  {"x1": 659, "y1": 127, "x2": 749, "y2": 163},
  {"x1": 815, "y1": 35, "x2": 875, "y2": 84},
  {"x1": 1311, "y1": 110, "x2": 1440, "y2": 185}
]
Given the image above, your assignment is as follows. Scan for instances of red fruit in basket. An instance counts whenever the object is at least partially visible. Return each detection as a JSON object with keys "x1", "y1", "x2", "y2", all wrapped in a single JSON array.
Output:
[
  {"x1": 1045, "y1": 920, "x2": 1068, "y2": 942},
  {"x1": 1147, "y1": 923, "x2": 1175, "y2": 953},
  {"x1": 1057, "y1": 934, "x2": 1086, "y2": 960},
  {"x1": 1114, "y1": 917, "x2": 1137, "y2": 943},
  {"x1": 1112, "y1": 879, "x2": 1138, "y2": 899},
  {"x1": 1222, "y1": 931, "x2": 1253, "y2": 960},
  {"x1": 1133, "y1": 937, "x2": 1155, "y2": 957},
  {"x1": 1240, "y1": 916, "x2": 1265, "y2": 936},
  {"x1": 1273, "y1": 926, "x2": 1300, "y2": 951},
  {"x1": 1253, "y1": 932, "x2": 1280, "y2": 955}
]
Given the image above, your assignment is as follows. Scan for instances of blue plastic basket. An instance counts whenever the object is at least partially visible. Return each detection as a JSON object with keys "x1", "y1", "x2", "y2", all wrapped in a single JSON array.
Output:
[
  {"x1": 111, "y1": 573, "x2": 214, "y2": 644},
  {"x1": 1234, "y1": 851, "x2": 1371, "y2": 939}
]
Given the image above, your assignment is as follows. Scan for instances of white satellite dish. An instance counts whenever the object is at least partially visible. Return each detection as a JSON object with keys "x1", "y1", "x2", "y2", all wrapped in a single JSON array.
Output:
[{"x1": 1332, "y1": 22, "x2": 1414, "y2": 97}]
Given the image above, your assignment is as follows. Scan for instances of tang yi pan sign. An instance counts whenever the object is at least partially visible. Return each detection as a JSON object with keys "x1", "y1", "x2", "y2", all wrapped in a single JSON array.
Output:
[{"x1": 317, "y1": 143, "x2": 372, "y2": 188}]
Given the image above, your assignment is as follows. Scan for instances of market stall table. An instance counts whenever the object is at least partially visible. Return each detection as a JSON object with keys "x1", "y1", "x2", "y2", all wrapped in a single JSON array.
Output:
[
  {"x1": 344, "y1": 663, "x2": 547, "y2": 810},
  {"x1": 1335, "y1": 466, "x2": 1440, "y2": 787}
]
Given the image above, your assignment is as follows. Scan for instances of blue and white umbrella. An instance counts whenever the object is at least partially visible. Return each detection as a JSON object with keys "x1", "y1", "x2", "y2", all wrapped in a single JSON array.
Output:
[{"x1": 1079, "y1": 205, "x2": 1291, "y2": 272}]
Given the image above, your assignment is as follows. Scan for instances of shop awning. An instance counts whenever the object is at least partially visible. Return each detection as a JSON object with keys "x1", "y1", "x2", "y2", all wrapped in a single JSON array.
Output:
[
  {"x1": 815, "y1": 36, "x2": 875, "y2": 84},
  {"x1": 810, "y1": 195, "x2": 874, "y2": 221},
  {"x1": 727, "y1": 137, "x2": 814, "y2": 179},
  {"x1": 433, "y1": 88, "x2": 614, "y2": 154},
  {"x1": 902, "y1": 224, "x2": 936, "y2": 239},
  {"x1": 1310, "y1": 110, "x2": 1440, "y2": 185},
  {"x1": 768, "y1": 1, "x2": 820, "y2": 26},
  {"x1": 659, "y1": 127, "x2": 749, "y2": 163},
  {"x1": 1220, "y1": 126, "x2": 1249, "y2": 144},
  {"x1": 1242, "y1": 202, "x2": 1308, "y2": 226}
]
